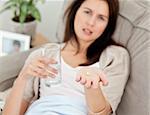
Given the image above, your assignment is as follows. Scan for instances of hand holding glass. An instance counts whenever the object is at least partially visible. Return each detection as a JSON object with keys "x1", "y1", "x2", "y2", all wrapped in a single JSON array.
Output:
[{"x1": 42, "y1": 43, "x2": 61, "y2": 87}]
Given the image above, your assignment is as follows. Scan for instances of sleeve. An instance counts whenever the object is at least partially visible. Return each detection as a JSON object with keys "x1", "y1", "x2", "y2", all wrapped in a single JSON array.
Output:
[
  {"x1": 21, "y1": 48, "x2": 42, "y2": 102},
  {"x1": 98, "y1": 46, "x2": 130, "y2": 114}
]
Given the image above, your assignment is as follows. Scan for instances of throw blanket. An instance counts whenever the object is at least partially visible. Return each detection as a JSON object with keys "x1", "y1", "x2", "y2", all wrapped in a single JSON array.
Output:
[{"x1": 25, "y1": 95, "x2": 87, "y2": 115}]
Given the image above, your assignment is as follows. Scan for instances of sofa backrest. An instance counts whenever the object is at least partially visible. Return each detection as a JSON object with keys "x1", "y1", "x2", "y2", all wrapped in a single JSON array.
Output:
[
  {"x1": 0, "y1": 48, "x2": 35, "y2": 91},
  {"x1": 113, "y1": 0, "x2": 150, "y2": 115}
]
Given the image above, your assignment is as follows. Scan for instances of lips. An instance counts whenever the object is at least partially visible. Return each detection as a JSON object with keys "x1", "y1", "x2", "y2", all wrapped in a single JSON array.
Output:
[{"x1": 83, "y1": 28, "x2": 93, "y2": 36}]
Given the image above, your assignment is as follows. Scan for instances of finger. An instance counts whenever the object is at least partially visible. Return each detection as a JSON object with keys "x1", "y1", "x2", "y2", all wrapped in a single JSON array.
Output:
[
  {"x1": 85, "y1": 80, "x2": 92, "y2": 89},
  {"x1": 32, "y1": 59, "x2": 58, "y2": 75},
  {"x1": 28, "y1": 69, "x2": 42, "y2": 78},
  {"x1": 75, "y1": 75, "x2": 81, "y2": 82},
  {"x1": 92, "y1": 80, "x2": 99, "y2": 89},
  {"x1": 45, "y1": 69, "x2": 57, "y2": 78},
  {"x1": 31, "y1": 59, "x2": 44, "y2": 69},
  {"x1": 31, "y1": 61, "x2": 58, "y2": 78},
  {"x1": 33, "y1": 61, "x2": 47, "y2": 69},
  {"x1": 32, "y1": 66, "x2": 46, "y2": 77},
  {"x1": 99, "y1": 72, "x2": 109, "y2": 86},
  {"x1": 39, "y1": 57, "x2": 57, "y2": 65},
  {"x1": 46, "y1": 66, "x2": 58, "y2": 75},
  {"x1": 80, "y1": 77, "x2": 87, "y2": 85},
  {"x1": 29, "y1": 63, "x2": 48, "y2": 77}
]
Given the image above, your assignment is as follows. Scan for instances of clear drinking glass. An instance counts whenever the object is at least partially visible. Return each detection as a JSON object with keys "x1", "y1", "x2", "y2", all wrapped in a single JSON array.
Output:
[{"x1": 42, "y1": 43, "x2": 61, "y2": 87}]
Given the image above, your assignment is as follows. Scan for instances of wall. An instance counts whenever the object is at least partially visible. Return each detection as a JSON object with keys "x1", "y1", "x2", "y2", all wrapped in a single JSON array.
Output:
[{"x1": 0, "y1": 0, "x2": 65, "y2": 42}]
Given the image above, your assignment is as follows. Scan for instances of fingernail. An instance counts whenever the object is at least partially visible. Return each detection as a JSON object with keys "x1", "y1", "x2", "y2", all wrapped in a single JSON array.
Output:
[{"x1": 104, "y1": 82, "x2": 109, "y2": 86}]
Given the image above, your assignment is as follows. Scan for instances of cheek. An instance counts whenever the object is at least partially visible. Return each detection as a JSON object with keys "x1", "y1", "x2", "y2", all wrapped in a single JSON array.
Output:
[
  {"x1": 95, "y1": 23, "x2": 108, "y2": 36},
  {"x1": 74, "y1": 18, "x2": 80, "y2": 30},
  {"x1": 74, "y1": 18, "x2": 80, "y2": 36},
  {"x1": 74, "y1": 14, "x2": 84, "y2": 34}
]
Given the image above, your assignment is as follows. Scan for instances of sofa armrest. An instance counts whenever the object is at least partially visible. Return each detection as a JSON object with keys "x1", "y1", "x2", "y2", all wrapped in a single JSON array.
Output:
[
  {"x1": 0, "y1": 77, "x2": 16, "y2": 92},
  {"x1": 0, "y1": 48, "x2": 36, "y2": 91}
]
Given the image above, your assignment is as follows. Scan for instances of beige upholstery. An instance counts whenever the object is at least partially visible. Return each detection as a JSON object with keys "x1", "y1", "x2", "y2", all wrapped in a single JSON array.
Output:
[
  {"x1": 114, "y1": 0, "x2": 150, "y2": 115},
  {"x1": 0, "y1": 48, "x2": 36, "y2": 91}
]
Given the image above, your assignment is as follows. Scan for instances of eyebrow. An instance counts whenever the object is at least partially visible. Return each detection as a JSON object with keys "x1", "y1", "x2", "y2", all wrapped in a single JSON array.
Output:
[{"x1": 83, "y1": 7, "x2": 109, "y2": 19}]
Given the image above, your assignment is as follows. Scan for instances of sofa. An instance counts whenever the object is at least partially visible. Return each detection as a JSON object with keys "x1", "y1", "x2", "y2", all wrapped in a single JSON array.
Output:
[{"x1": 0, "y1": 0, "x2": 150, "y2": 115}]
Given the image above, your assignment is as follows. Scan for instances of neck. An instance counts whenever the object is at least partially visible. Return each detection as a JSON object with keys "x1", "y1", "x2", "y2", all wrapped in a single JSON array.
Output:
[{"x1": 67, "y1": 39, "x2": 91, "y2": 54}]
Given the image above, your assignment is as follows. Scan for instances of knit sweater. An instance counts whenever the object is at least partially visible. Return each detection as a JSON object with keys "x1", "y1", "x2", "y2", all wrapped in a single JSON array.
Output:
[{"x1": 22, "y1": 44, "x2": 130, "y2": 115}]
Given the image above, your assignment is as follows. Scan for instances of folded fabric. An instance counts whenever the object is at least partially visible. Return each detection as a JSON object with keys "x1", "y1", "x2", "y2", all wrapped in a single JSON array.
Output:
[{"x1": 25, "y1": 95, "x2": 87, "y2": 115}]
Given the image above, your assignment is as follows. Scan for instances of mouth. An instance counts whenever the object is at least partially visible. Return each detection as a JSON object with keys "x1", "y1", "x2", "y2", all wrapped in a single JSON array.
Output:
[{"x1": 82, "y1": 28, "x2": 93, "y2": 36}]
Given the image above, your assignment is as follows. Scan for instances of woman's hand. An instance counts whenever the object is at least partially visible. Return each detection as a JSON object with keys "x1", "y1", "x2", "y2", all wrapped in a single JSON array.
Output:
[
  {"x1": 18, "y1": 56, "x2": 58, "y2": 80},
  {"x1": 76, "y1": 67, "x2": 108, "y2": 89}
]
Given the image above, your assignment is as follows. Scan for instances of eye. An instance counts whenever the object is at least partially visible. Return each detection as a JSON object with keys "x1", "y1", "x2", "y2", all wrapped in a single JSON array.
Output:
[
  {"x1": 98, "y1": 15, "x2": 105, "y2": 21},
  {"x1": 84, "y1": 10, "x2": 91, "y2": 15}
]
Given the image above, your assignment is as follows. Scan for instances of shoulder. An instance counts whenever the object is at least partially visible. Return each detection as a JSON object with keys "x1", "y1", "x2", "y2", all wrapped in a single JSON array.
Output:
[
  {"x1": 99, "y1": 45, "x2": 130, "y2": 70},
  {"x1": 24, "y1": 48, "x2": 42, "y2": 64},
  {"x1": 101, "y1": 45, "x2": 129, "y2": 60},
  {"x1": 26, "y1": 43, "x2": 64, "y2": 63},
  {"x1": 104, "y1": 45, "x2": 129, "y2": 56}
]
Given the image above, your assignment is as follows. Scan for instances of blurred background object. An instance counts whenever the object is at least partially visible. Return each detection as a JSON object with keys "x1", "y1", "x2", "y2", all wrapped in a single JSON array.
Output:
[
  {"x1": 0, "y1": 0, "x2": 45, "y2": 40},
  {"x1": 0, "y1": 0, "x2": 65, "y2": 43}
]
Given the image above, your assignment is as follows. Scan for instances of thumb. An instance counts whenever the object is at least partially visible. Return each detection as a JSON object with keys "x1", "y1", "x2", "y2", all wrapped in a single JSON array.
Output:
[{"x1": 99, "y1": 71, "x2": 108, "y2": 86}]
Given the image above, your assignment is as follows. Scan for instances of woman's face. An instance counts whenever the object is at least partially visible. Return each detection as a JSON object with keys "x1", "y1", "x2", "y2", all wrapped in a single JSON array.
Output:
[{"x1": 74, "y1": 0, "x2": 109, "y2": 44}]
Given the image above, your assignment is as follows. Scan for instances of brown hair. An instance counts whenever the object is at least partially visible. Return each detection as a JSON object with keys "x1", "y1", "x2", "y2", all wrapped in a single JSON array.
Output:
[{"x1": 63, "y1": 0, "x2": 121, "y2": 66}]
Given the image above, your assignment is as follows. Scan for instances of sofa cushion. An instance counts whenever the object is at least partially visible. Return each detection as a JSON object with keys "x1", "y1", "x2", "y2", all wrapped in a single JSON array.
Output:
[
  {"x1": 119, "y1": 0, "x2": 146, "y2": 24},
  {"x1": 114, "y1": 0, "x2": 150, "y2": 115},
  {"x1": 0, "y1": 49, "x2": 34, "y2": 91}
]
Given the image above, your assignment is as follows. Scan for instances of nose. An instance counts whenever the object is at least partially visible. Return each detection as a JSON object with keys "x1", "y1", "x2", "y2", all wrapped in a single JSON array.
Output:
[{"x1": 87, "y1": 16, "x2": 96, "y2": 27}]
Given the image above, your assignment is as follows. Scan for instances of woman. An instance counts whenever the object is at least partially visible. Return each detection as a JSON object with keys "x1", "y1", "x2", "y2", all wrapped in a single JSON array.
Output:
[{"x1": 3, "y1": 0, "x2": 130, "y2": 115}]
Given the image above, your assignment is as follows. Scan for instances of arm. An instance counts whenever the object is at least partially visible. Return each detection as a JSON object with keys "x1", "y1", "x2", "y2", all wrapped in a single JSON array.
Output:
[
  {"x1": 2, "y1": 77, "x2": 30, "y2": 115},
  {"x1": 20, "y1": 99, "x2": 30, "y2": 115},
  {"x1": 85, "y1": 87, "x2": 112, "y2": 115},
  {"x1": 76, "y1": 46, "x2": 130, "y2": 115},
  {"x1": 76, "y1": 67, "x2": 111, "y2": 114},
  {"x1": 3, "y1": 50, "x2": 58, "y2": 115}
]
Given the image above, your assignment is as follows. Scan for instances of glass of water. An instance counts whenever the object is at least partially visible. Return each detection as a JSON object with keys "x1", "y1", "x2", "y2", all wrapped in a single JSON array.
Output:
[{"x1": 42, "y1": 43, "x2": 61, "y2": 87}]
